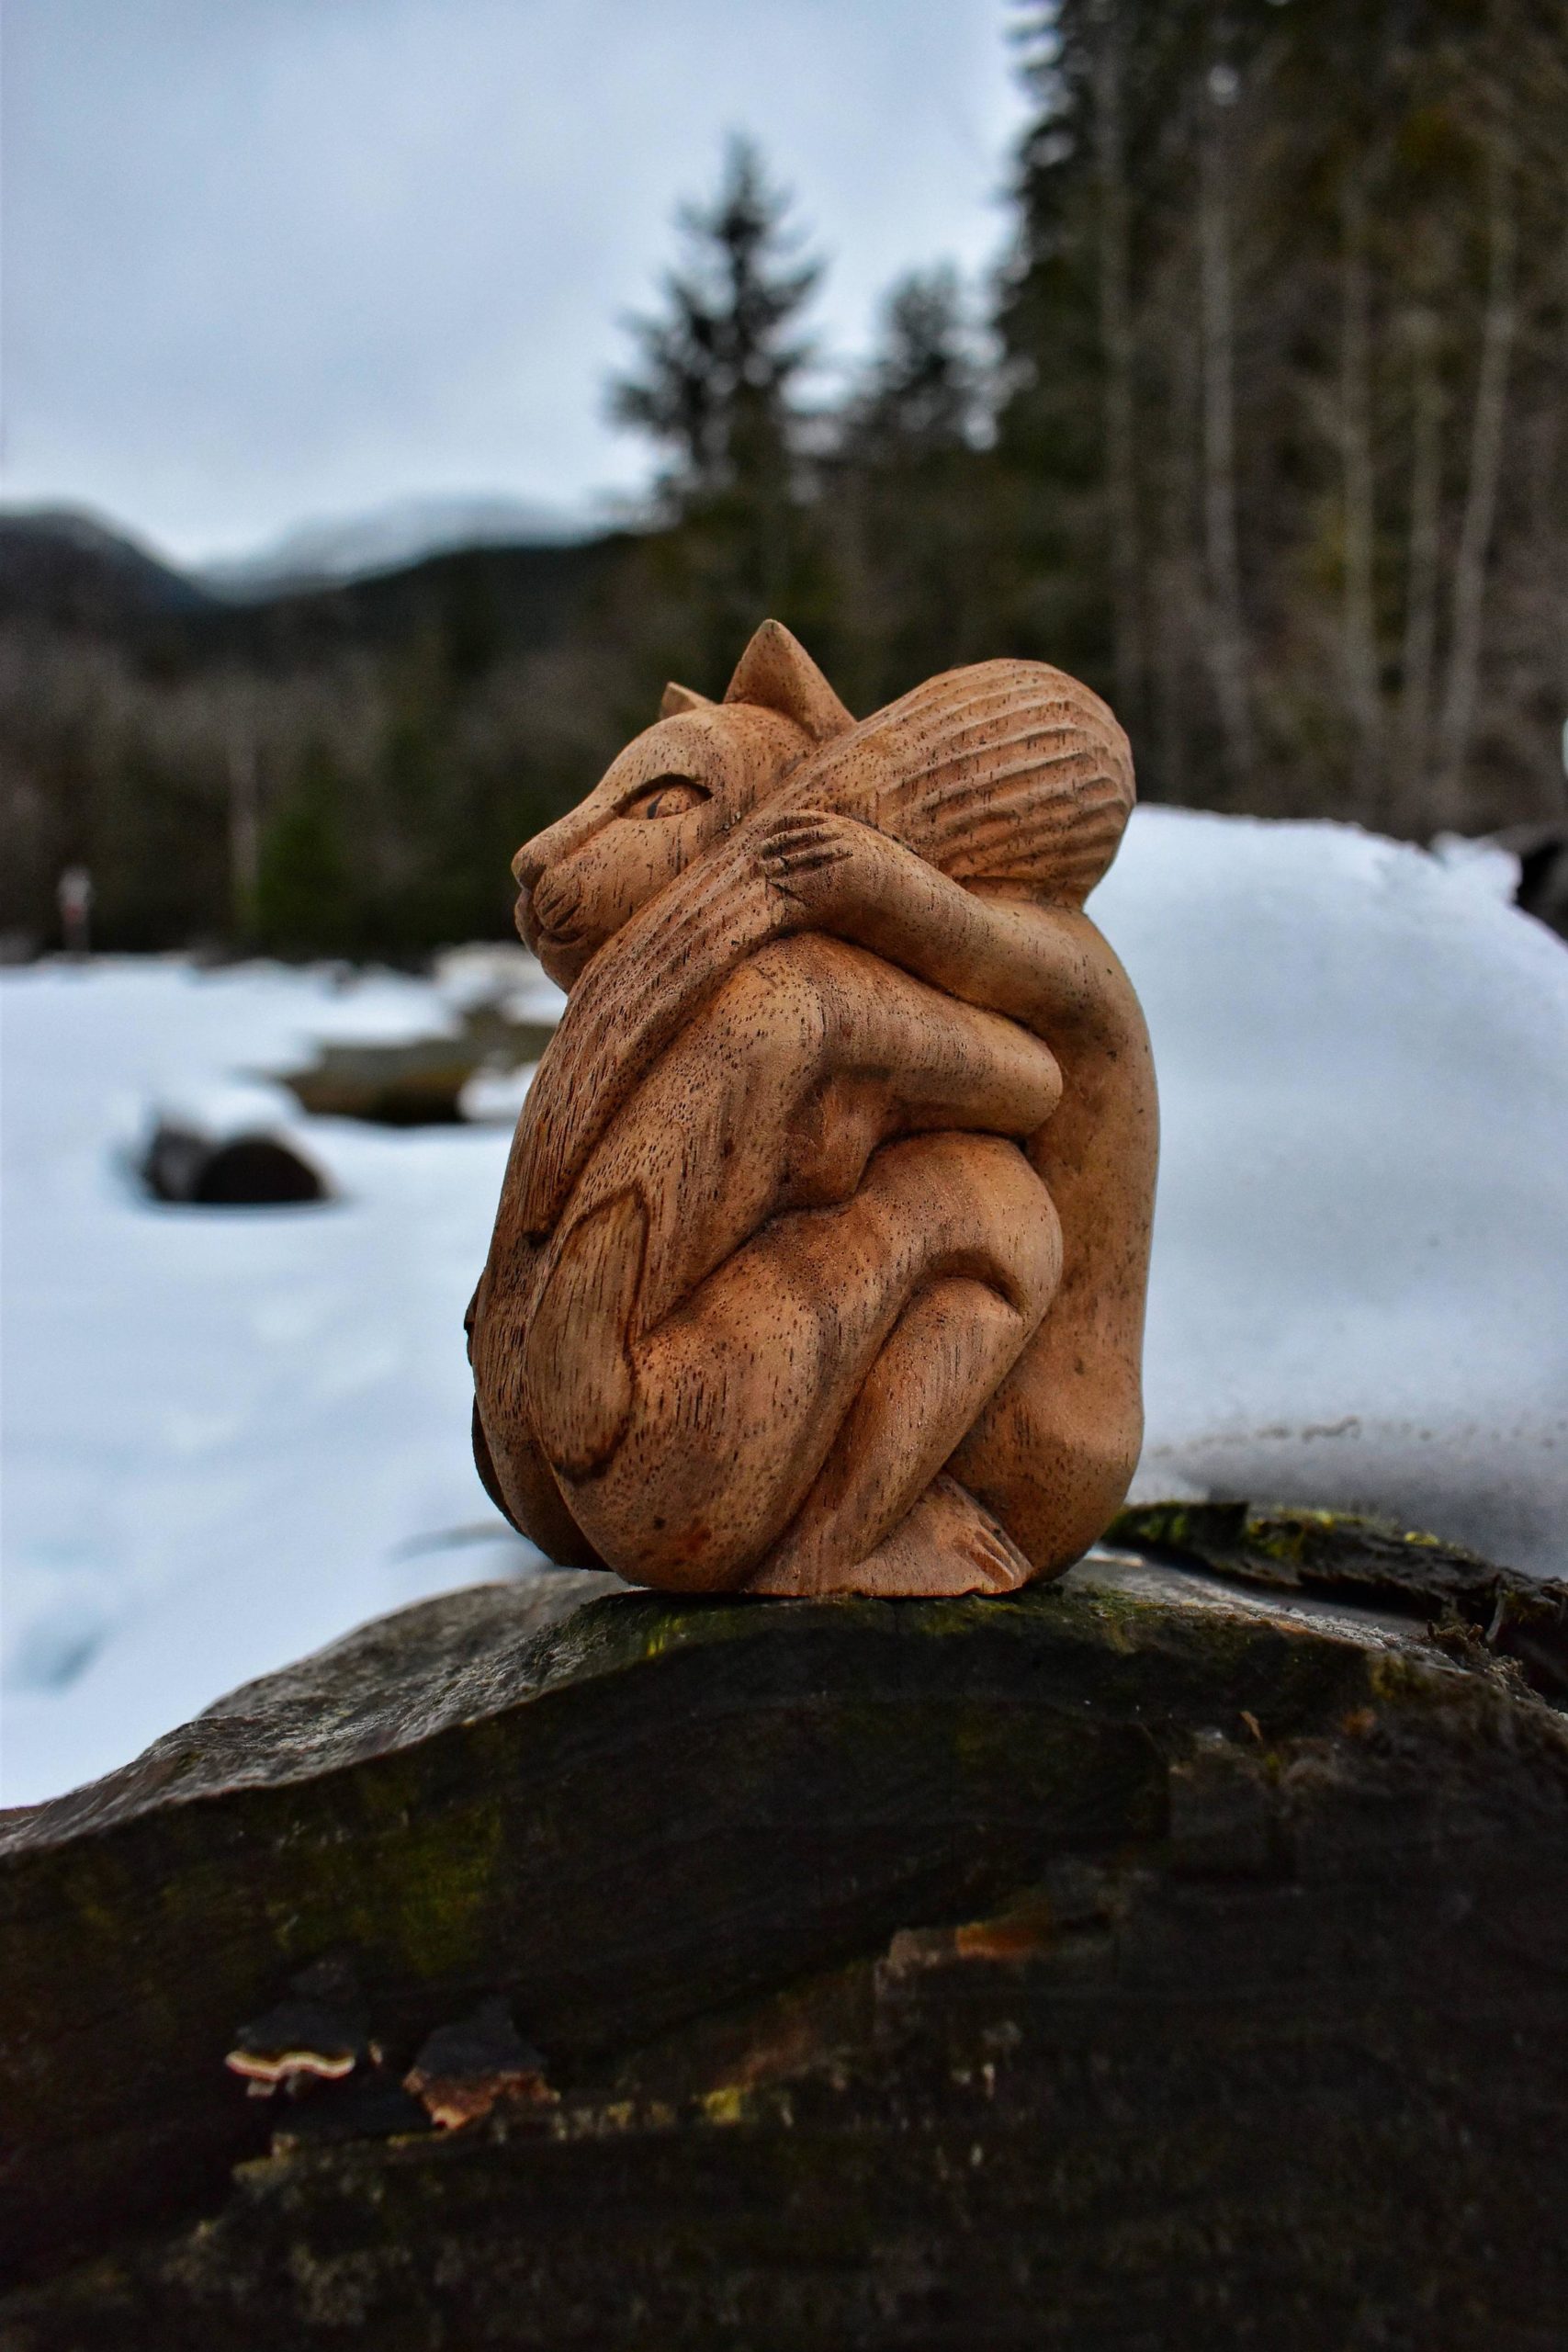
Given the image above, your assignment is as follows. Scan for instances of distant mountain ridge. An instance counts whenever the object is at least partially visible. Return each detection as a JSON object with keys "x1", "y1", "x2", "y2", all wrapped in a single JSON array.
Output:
[
  {"x1": 0, "y1": 496, "x2": 633, "y2": 955},
  {"x1": 0, "y1": 508, "x2": 218, "y2": 630},
  {"x1": 197, "y1": 492, "x2": 602, "y2": 598},
  {"x1": 0, "y1": 495, "x2": 609, "y2": 628},
  {"x1": 0, "y1": 498, "x2": 620, "y2": 639}
]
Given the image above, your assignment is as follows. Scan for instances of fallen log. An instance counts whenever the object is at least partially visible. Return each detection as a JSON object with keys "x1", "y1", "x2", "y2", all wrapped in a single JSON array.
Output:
[
  {"x1": 2, "y1": 1514, "x2": 1565, "y2": 2347},
  {"x1": 278, "y1": 1023, "x2": 556, "y2": 1127}
]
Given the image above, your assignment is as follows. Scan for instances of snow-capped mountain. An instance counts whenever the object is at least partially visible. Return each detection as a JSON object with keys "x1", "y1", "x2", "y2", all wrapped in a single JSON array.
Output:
[{"x1": 197, "y1": 493, "x2": 599, "y2": 596}]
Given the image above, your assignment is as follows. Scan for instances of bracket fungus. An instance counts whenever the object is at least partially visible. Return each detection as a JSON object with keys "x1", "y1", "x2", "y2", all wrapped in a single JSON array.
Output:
[
  {"x1": 224, "y1": 1960, "x2": 376, "y2": 2099},
  {"x1": 403, "y1": 1997, "x2": 556, "y2": 2132}
]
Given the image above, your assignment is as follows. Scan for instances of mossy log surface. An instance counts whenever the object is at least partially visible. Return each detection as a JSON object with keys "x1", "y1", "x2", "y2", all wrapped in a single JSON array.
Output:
[
  {"x1": 2, "y1": 1507, "x2": 1566, "y2": 2347},
  {"x1": 278, "y1": 1005, "x2": 557, "y2": 1126}
]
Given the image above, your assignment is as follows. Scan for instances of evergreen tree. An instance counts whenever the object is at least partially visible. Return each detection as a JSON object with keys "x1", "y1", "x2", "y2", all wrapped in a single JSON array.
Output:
[
  {"x1": 4, "y1": 7, "x2": 1563, "y2": 960},
  {"x1": 609, "y1": 138, "x2": 830, "y2": 677},
  {"x1": 998, "y1": 0, "x2": 1568, "y2": 829},
  {"x1": 253, "y1": 747, "x2": 357, "y2": 958},
  {"x1": 611, "y1": 136, "x2": 820, "y2": 508},
  {"x1": 832, "y1": 268, "x2": 998, "y2": 707},
  {"x1": 847, "y1": 268, "x2": 981, "y2": 464}
]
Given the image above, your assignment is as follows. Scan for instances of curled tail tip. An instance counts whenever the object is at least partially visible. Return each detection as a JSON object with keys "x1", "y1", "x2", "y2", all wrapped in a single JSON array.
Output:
[{"x1": 526, "y1": 1189, "x2": 649, "y2": 1479}]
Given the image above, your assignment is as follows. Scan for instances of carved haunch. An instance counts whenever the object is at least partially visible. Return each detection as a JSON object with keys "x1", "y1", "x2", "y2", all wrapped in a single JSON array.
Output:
[{"x1": 469, "y1": 622, "x2": 1157, "y2": 1598}]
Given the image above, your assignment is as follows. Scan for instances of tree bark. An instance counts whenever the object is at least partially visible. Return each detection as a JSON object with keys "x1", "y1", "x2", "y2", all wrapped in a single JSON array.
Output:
[
  {"x1": 1557, "y1": 209, "x2": 1568, "y2": 806},
  {"x1": 1338, "y1": 171, "x2": 1382, "y2": 811},
  {"x1": 1091, "y1": 0, "x2": 1145, "y2": 729},
  {"x1": 225, "y1": 696, "x2": 261, "y2": 932},
  {"x1": 1432, "y1": 132, "x2": 1517, "y2": 829},
  {"x1": 1397, "y1": 304, "x2": 1444, "y2": 830},
  {"x1": 2, "y1": 1510, "x2": 1565, "y2": 2346},
  {"x1": 1198, "y1": 84, "x2": 1256, "y2": 792},
  {"x1": 1151, "y1": 295, "x2": 1202, "y2": 803}
]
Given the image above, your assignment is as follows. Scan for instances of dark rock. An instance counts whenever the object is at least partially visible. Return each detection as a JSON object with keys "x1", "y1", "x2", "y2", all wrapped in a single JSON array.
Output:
[
  {"x1": 2, "y1": 1526, "x2": 1566, "y2": 2346},
  {"x1": 1498, "y1": 819, "x2": 1568, "y2": 942},
  {"x1": 278, "y1": 1035, "x2": 482, "y2": 1126},
  {"x1": 278, "y1": 1013, "x2": 556, "y2": 1127},
  {"x1": 140, "y1": 1121, "x2": 328, "y2": 1206}
]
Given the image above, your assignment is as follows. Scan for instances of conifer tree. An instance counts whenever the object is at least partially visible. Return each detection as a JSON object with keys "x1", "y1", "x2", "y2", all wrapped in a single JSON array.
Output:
[
  {"x1": 833, "y1": 267, "x2": 997, "y2": 707},
  {"x1": 611, "y1": 138, "x2": 819, "y2": 512},
  {"x1": 609, "y1": 137, "x2": 828, "y2": 682}
]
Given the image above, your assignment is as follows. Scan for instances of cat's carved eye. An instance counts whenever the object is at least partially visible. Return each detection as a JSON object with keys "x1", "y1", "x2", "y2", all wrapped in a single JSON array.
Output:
[{"x1": 621, "y1": 776, "x2": 710, "y2": 821}]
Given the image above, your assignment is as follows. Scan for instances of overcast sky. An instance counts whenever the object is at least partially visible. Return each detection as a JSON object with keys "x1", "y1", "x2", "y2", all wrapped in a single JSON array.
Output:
[{"x1": 2, "y1": 0, "x2": 1031, "y2": 564}]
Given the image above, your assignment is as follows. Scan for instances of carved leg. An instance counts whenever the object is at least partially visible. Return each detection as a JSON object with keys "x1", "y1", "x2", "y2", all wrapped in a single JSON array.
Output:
[
  {"x1": 550, "y1": 1128, "x2": 1057, "y2": 1592},
  {"x1": 525, "y1": 964, "x2": 1061, "y2": 1594},
  {"x1": 528, "y1": 933, "x2": 1062, "y2": 1341},
  {"x1": 951, "y1": 1326, "x2": 1145, "y2": 1582},
  {"x1": 745, "y1": 1146, "x2": 1061, "y2": 1597}
]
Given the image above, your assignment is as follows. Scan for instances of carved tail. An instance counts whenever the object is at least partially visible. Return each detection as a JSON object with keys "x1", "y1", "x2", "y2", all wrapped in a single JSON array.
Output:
[{"x1": 510, "y1": 660, "x2": 1134, "y2": 1238}]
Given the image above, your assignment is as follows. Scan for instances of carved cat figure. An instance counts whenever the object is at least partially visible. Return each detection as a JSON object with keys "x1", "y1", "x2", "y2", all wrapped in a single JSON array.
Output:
[{"x1": 468, "y1": 621, "x2": 1157, "y2": 1597}]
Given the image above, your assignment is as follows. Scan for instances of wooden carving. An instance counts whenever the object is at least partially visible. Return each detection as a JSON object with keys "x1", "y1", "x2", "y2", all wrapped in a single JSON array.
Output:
[{"x1": 468, "y1": 622, "x2": 1157, "y2": 1597}]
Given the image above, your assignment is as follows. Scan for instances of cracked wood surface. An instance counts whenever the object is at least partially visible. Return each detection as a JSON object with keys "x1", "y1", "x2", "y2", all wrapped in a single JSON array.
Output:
[{"x1": 3, "y1": 1504, "x2": 1564, "y2": 2340}]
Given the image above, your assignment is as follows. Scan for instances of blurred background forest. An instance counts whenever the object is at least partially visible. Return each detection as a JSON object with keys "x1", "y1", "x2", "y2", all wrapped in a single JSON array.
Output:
[{"x1": 3, "y1": 0, "x2": 1564, "y2": 959}]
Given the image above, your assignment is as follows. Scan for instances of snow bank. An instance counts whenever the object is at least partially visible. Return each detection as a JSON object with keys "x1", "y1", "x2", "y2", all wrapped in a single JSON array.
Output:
[
  {"x1": 1100, "y1": 810, "x2": 1568, "y2": 1572},
  {"x1": 3, "y1": 813, "x2": 1565, "y2": 1803},
  {"x1": 1, "y1": 959, "x2": 540, "y2": 1805}
]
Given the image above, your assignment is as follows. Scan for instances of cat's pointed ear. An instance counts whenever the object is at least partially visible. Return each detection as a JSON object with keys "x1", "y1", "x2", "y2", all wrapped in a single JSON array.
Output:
[
  {"x1": 724, "y1": 620, "x2": 853, "y2": 741},
  {"x1": 660, "y1": 681, "x2": 712, "y2": 718}
]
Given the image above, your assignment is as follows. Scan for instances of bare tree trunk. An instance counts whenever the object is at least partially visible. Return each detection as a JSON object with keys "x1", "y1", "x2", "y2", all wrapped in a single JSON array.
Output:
[
  {"x1": 227, "y1": 710, "x2": 261, "y2": 933},
  {"x1": 1338, "y1": 171, "x2": 1382, "y2": 812},
  {"x1": 1396, "y1": 306, "x2": 1443, "y2": 832},
  {"x1": 1152, "y1": 307, "x2": 1201, "y2": 806},
  {"x1": 1432, "y1": 134, "x2": 1517, "y2": 831},
  {"x1": 1558, "y1": 210, "x2": 1568, "y2": 812},
  {"x1": 1198, "y1": 79, "x2": 1256, "y2": 793},
  {"x1": 1091, "y1": 0, "x2": 1144, "y2": 729}
]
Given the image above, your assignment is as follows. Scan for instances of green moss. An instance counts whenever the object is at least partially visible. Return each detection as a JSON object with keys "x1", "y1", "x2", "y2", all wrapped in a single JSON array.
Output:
[{"x1": 1111, "y1": 1498, "x2": 1464, "y2": 1570}]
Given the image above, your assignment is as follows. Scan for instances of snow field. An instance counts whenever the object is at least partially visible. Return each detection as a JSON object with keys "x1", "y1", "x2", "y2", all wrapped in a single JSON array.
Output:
[{"x1": 3, "y1": 808, "x2": 1565, "y2": 1803}]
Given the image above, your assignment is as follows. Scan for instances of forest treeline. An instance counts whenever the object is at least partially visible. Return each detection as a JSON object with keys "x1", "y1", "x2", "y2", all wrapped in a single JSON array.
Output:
[{"x1": 3, "y1": 0, "x2": 1564, "y2": 956}]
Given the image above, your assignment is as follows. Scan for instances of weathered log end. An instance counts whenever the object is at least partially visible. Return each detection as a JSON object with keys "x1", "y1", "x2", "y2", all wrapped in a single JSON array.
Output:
[
  {"x1": 2, "y1": 1509, "x2": 1565, "y2": 2347},
  {"x1": 140, "y1": 1119, "x2": 328, "y2": 1206}
]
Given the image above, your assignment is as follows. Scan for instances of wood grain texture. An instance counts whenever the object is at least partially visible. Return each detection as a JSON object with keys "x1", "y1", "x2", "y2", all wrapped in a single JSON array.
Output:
[
  {"x1": 469, "y1": 623, "x2": 1157, "y2": 1595},
  {"x1": 5, "y1": 1528, "x2": 1567, "y2": 2335}
]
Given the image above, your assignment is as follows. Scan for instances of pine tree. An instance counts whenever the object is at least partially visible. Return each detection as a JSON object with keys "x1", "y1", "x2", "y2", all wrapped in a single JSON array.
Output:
[
  {"x1": 845, "y1": 268, "x2": 980, "y2": 465},
  {"x1": 997, "y1": 0, "x2": 1568, "y2": 831},
  {"x1": 609, "y1": 137, "x2": 829, "y2": 682},
  {"x1": 611, "y1": 137, "x2": 820, "y2": 514},
  {"x1": 832, "y1": 268, "x2": 998, "y2": 707},
  {"x1": 253, "y1": 747, "x2": 357, "y2": 958}
]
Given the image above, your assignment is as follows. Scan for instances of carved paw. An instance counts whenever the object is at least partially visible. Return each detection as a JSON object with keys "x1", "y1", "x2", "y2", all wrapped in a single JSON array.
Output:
[
  {"x1": 753, "y1": 810, "x2": 873, "y2": 916},
  {"x1": 753, "y1": 1475, "x2": 1032, "y2": 1600},
  {"x1": 954, "y1": 1515, "x2": 1032, "y2": 1593}
]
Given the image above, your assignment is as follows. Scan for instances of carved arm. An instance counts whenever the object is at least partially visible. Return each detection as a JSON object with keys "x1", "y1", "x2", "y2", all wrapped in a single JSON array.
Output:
[{"x1": 753, "y1": 810, "x2": 1129, "y2": 1047}]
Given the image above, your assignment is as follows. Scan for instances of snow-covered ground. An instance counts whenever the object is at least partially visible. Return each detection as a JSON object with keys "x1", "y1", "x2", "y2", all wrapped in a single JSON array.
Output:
[{"x1": 4, "y1": 808, "x2": 1566, "y2": 1804}]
